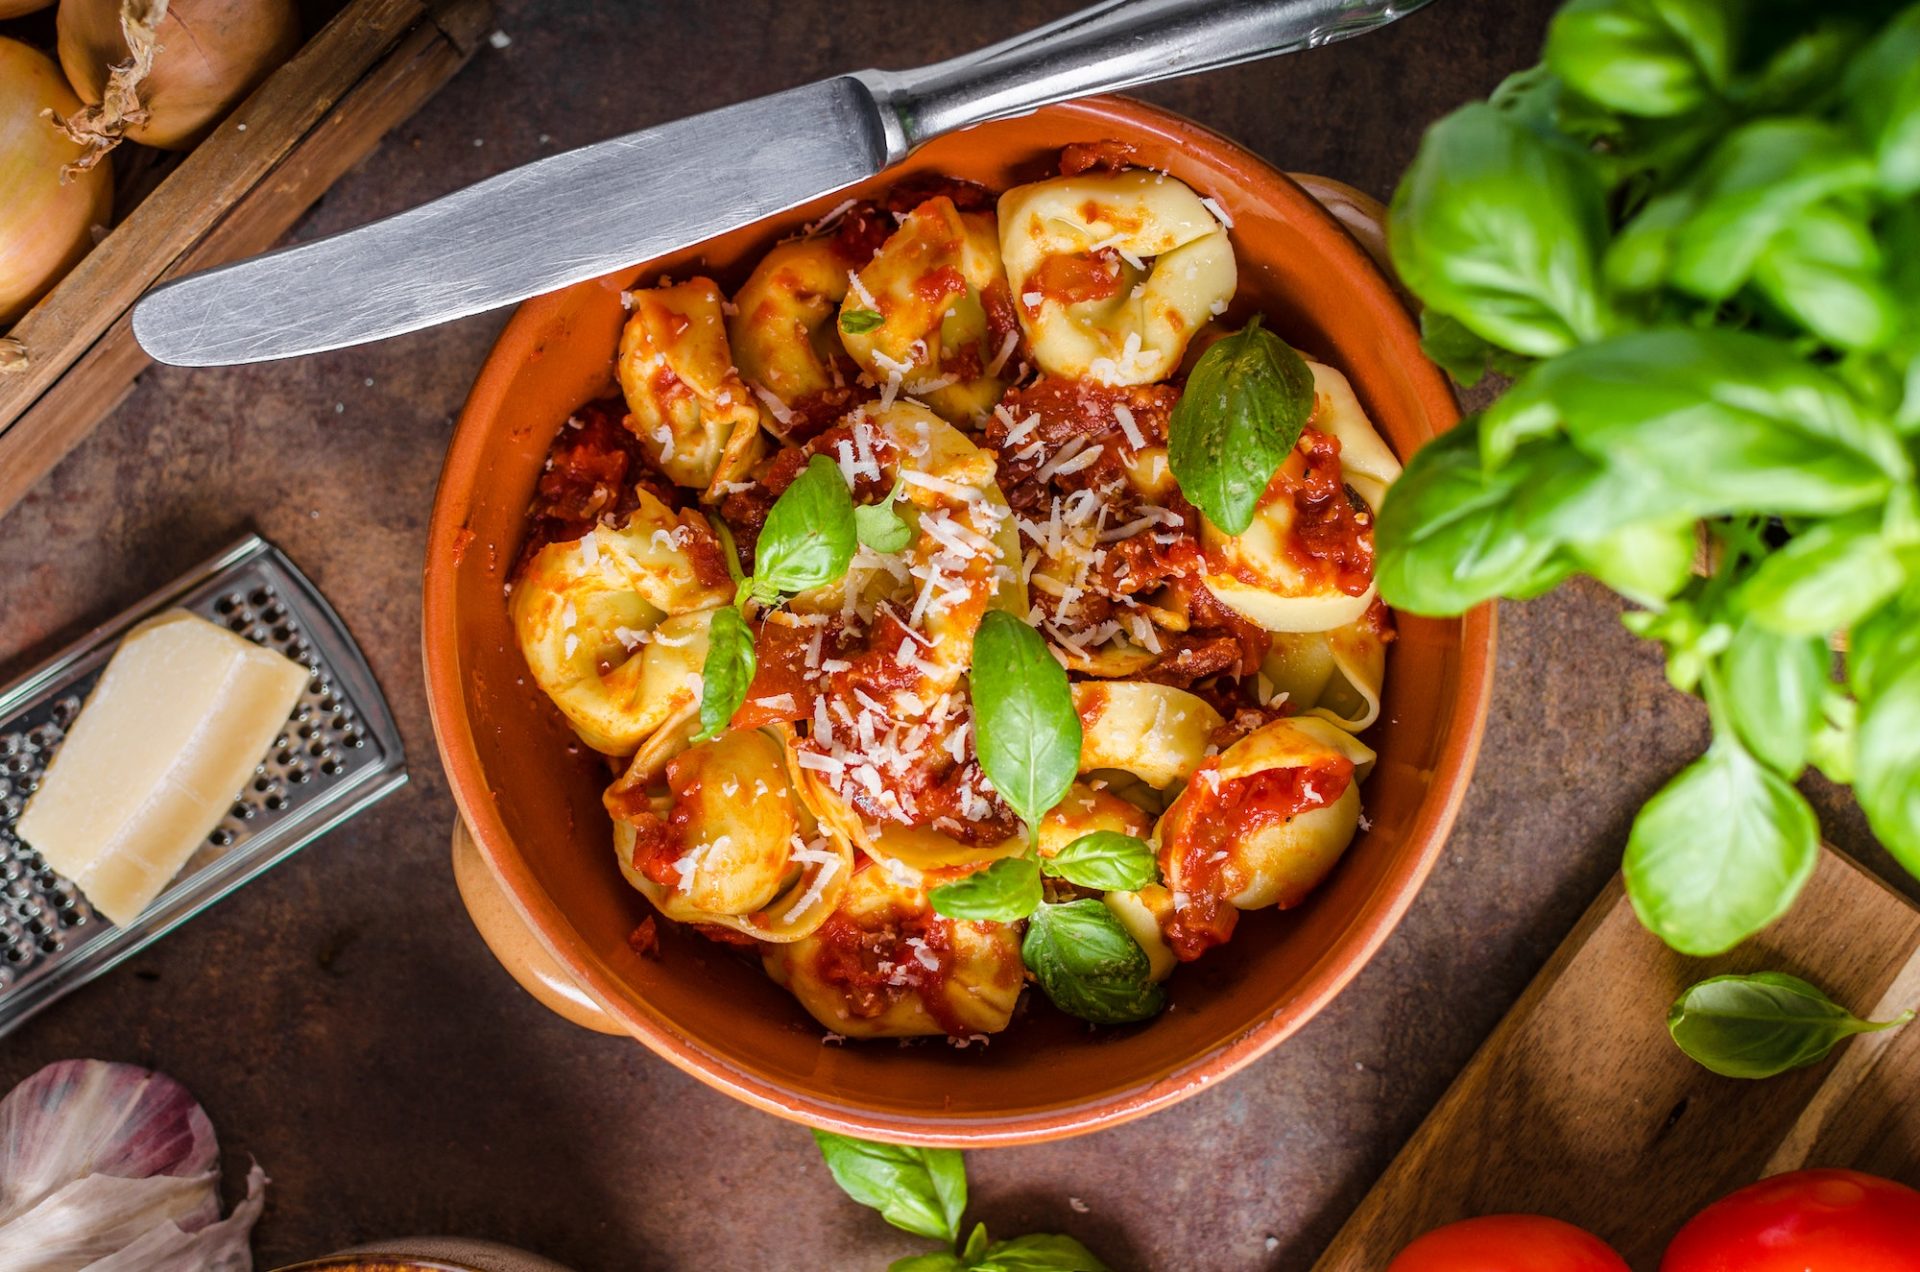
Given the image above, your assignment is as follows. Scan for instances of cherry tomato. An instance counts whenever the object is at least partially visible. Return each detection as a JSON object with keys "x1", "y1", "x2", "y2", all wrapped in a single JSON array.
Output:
[
  {"x1": 1387, "y1": 1215, "x2": 1631, "y2": 1272},
  {"x1": 1662, "y1": 1168, "x2": 1920, "y2": 1272}
]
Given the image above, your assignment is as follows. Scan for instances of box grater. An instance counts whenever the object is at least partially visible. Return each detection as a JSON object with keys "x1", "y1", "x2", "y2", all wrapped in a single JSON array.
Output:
[{"x1": 0, "y1": 533, "x2": 406, "y2": 1035}]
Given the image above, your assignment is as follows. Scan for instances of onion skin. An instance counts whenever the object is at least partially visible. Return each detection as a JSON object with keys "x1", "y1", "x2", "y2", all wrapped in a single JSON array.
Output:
[
  {"x1": 58, "y1": 0, "x2": 300, "y2": 150},
  {"x1": 0, "y1": 38, "x2": 113, "y2": 326}
]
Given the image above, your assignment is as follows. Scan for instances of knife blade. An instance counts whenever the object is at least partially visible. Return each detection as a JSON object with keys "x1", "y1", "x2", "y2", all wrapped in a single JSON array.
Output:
[{"x1": 132, "y1": 0, "x2": 1432, "y2": 367}]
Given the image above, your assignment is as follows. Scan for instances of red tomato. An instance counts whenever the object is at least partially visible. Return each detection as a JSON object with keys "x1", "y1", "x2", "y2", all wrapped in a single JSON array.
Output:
[
  {"x1": 1662, "y1": 1168, "x2": 1920, "y2": 1272},
  {"x1": 1387, "y1": 1215, "x2": 1631, "y2": 1272}
]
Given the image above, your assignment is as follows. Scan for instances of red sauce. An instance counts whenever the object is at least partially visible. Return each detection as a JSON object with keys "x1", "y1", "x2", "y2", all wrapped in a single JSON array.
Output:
[
  {"x1": 828, "y1": 201, "x2": 893, "y2": 266},
  {"x1": 1058, "y1": 139, "x2": 1139, "y2": 176},
  {"x1": 913, "y1": 263, "x2": 968, "y2": 306},
  {"x1": 626, "y1": 917, "x2": 660, "y2": 958},
  {"x1": 514, "y1": 398, "x2": 675, "y2": 576},
  {"x1": 1160, "y1": 755, "x2": 1356, "y2": 960},
  {"x1": 979, "y1": 280, "x2": 1022, "y2": 361},
  {"x1": 808, "y1": 887, "x2": 974, "y2": 1037},
  {"x1": 882, "y1": 172, "x2": 997, "y2": 215},
  {"x1": 1026, "y1": 249, "x2": 1124, "y2": 308},
  {"x1": 1260, "y1": 427, "x2": 1375, "y2": 597}
]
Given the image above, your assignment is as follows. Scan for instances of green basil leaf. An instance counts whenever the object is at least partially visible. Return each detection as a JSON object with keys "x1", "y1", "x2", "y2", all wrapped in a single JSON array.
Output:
[
  {"x1": 755, "y1": 454, "x2": 857, "y2": 597},
  {"x1": 1042, "y1": 831, "x2": 1159, "y2": 892},
  {"x1": 1418, "y1": 309, "x2": 1532, "y2": 389},
  {"x1": 1545, "y1": 0, "x2": 1733, "y2": 118},
  {"x1": 1021, "y1": 899, "x2": 1165, "y2": 1026},
  {"x1": 1388, "y1": 102, "x2": 1612, "y2": 358},
  {"x1": 929, "y1": 856, "x2": 1042, "y2": 923},
  {"x1": 1623, "y1": 734, "x2": 1820, "y2": 956},
  {"x1": 1498, "y1": 330, "x2": 1907, "y2": 517},
  {"x1": 841, "y1": 308, "x2": 886, "y2": 334},
  {"x1": 811, "y1": 1131, "x2": 967, "y2": 1244},
  {"x1": 890, "y1": 1256, "x2": 966, "y2": 1272},
  {"x1": 1374, "y1": 422, "x2": 1555, "y2": 615},
  {"x1": 1852, "y1": 593, "x2": 1920, "y2": 880},
  {"x1": 1563, "y1": 516, "x2": 1698, "y2": 608},
  {"x1": 1668, "y1": 971, "x2": 1913, "y2": 1078},
  {"x1": 962, "y1": 1223, "x2": 991, "y2": 1262},
  {"x1": 1720, "y1": 618, "x2": 1828, "y2": 778},
  {"x1": 1166, "y1": 317, "x2": 1315, "y2": 535},
  {"x1": 695, "y1": 606, "x2": 756, "y2": 742},
  {"x1": 1736, "y1": 512, "x2": 1908, "y2": 637},
  {"x1": 973, "y1": 1233, "x2": 1110, "y2": 1272},
  {"x1": 1733, "y1": 16, "x2": 1872, "y2": 115},
  {"x1": 969, "y1": 609, "x2": 1081, "y2": 833},
  {"x1": 1751, "y1": 203, "x2": 1899, "y2": 352},
  {"x1": 1842, "y1": 2, "x2": 1920, "y2": 196},
  {"x1": 855, "y1": 498, "x2": 915, "y2": 554}
]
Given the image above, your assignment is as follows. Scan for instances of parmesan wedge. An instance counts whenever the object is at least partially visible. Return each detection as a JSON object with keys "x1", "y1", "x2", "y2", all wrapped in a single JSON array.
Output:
[{"x1": 16, "y1": 610, "x2": 308, "y2": 926}]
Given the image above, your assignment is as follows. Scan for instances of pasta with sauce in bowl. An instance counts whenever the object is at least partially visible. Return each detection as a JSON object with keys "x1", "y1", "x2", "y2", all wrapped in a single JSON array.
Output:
[{"x1": 505, "y1": 143, "x2": 1402, "y2": 1044}]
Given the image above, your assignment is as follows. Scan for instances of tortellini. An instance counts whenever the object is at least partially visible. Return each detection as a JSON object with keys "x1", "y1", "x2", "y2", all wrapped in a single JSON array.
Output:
[
  {"x1": 1201, "y1": 360, "x2": 1403, "y2": 633},
  {"x1": 999, "y1": 169, "x2": 1235, "y2": 385},
  {"x1": 611, "y1": 727, "x2": 853, "y2": 943},
  {"x1": 1072, "y1": 681, "x2": 1223, "y2": 788},
  {"x1": 1260, "y1": 603, "x2": 1391, "y2": 733},
  {"x1": 1156, "y1": 717, "x2": 1378, "y2": 958},
  {"x1": 729, "y1": 238, "x2": 855, "y2": 437},
  {"x1": 618, "y1": 278, "x2": 765, "y2": 499},
  {"x1": 839, "y1": 196, "x2": 1012, "y2": 423},
  {"x1": 510, "y1": 491, "x2": 732, "y2": 754},
  {"x1": 763, "y1": 864, "x2": 1025, "y2": 1038}
]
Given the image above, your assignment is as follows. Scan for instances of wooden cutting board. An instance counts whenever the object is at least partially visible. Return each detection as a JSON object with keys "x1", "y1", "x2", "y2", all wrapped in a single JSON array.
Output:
[{"x1": 1312, "y1": 847, "x2": 1920, "y2": 1270}]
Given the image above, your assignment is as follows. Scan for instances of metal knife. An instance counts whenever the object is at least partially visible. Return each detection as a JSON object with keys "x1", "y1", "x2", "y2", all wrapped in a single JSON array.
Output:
[{"x1": 132, "y1": 0, "x2": 1434, "y2": 367}]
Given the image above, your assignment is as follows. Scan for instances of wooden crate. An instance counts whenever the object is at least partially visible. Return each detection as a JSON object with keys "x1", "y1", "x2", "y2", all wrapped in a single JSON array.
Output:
[{"x1": 0, "y1": 0, "x2": 492, "y2": 517}]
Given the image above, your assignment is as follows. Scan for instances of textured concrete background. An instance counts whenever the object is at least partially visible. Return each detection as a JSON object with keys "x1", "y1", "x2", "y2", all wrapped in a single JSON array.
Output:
[{"x1": 0, "y1": 2, "x2": 1902, "y2": 1269}]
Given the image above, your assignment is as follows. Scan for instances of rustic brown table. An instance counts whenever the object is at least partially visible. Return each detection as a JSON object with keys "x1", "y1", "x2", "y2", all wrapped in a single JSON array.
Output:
[{"x1": 0, "y1": 2, "x2": 1904, "y2": 1268}]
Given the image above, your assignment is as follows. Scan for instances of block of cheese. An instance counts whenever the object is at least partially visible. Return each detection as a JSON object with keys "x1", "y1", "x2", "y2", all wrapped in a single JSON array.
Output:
[{"x1": 16, "y1": 609, "x2": 309, "y2": 926}]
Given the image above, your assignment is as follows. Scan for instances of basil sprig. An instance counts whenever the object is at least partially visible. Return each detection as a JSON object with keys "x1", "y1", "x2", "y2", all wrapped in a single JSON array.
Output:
[
  {"x1": 695, "y1": 606, "x2": 756, "y2": 742},
  {"x1": 1377, "y1": 0, "x2": 1920, "y2": 958},
  {"x1": 812, "y1": 1131, "x2": 966, "y2": 1244},
  {"x1": 929, "y1": 856, "x2": 1042, "y2": 922},
  {"x1": 1044, "y1": 831, "x2": 1159, "y2": 892},
  {"x1": 743, "y1": 453, "x2": 857, "y2": 606},
  {"x1": 1166, "y1": 316, "x2": 1316, "y2": 535},
  {"x1": 855, "y1": 479, "x2": 914, "y2": 553},
  {"x1": 1022, "y1": 899, "x2": 1165, "y2": 1026},
  {"x1": 814, "y1": 1133, "x2": 1110, "y2": 1270},
  {"x1": 1668, "y1": 971, "x2": 1914, "y2": 1079}
]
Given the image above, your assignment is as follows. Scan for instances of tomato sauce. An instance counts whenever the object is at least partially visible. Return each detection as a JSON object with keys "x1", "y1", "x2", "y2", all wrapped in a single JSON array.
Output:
[
  {"x1": 1160, "y1": 755, "x2": 1356, "y2": 960},
  {"x1": 1058, "y1": 139, "x2": 1139, "y2": 176},
  {"x1": 1266, "y1": 427, "x2": 1375, "y2": 596},
  {"x1": 1026, "y1": 249, "x2": 1125, "y2": 308},
  {"x1": 515, "y1": 398, "x2": 676, "y2": 576}
]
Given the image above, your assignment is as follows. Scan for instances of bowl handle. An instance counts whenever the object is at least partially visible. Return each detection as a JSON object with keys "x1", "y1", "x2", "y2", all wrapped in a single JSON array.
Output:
[
  {"x1": 451, "y1": 821, "x2": 626, "y2": 1035},
  {"x1": 1287, "y1": 173, "x2": 1398, "y2": 291}
]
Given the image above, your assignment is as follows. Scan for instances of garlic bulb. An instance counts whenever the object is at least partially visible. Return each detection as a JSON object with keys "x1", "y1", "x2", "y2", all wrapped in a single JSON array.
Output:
[{"x1": 0, "y1": 1060, "x2": 267, "y2": 1272}]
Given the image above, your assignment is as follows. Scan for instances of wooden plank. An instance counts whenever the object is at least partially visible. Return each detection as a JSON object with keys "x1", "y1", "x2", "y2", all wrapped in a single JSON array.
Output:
[
  {"x1": 1311, "y1": 847, "x2": 1920, "y2": 1271},
  {"x1": 0, "y1": 0, "x2": 483, "y2": 433},
  {"x1": 0, "y1": 0, "x2": 487, "y2": 516}
]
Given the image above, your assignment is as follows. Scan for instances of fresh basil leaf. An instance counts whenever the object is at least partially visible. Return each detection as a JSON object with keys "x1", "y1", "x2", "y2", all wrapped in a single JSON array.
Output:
[
  {"x1": 1388, "y1": 102, "x2": 1613, "y2": 358},
  {"x1": 1842, "y1": 2, "x2": 1920, "y2": 196},
  {"x1": 1852, "y1": 593, "x2": 1920, "y2": 880},
  {"x1": 1623, "y1": 734, "x2": 1820, "y2": 956},
  {"x1": 1736, "y1": 512, "x2": 1907, "y2": 637},
  {"x1": 1042, "y1": 832, "x2": 1159, "y2": 892},
  {"x1": 1418, "y1": 309, "x2": 1532, "y2": 389},
  {"x1": 969, "y1": 609, "x2": 1081, "y2": 833},
  {"x1": 841, "y1": 307, "x2": 886, "y2": 334},
  {"x1": 855, "y1": 497, "x2": 915, "y2": 554},
  {"x1": 1375, "y1": 421, "x2": 1566, "y2": 615},
  {"x1": 695, "y1": 606, "x2": 756, "y2": 742},
  {"x1": 1499, "y1": 330, "x2": 1908, "y2": 517},
  {"x1": 754, "y1": 454, "x2": 857, "y2": 597},
  {"x1": 1166, "y1": 317, "x2": 1315, "y2": 536},
  {"x1": 1751, "y1": 203, "x2": 1899, "y2": 352},
  {"x1": 889, "y1": 1256, "x2": 965, "y2": 1272},
  {"x1": 1668, "y1": 971, "x2": 1913, "y2": 1078},
  {"x1": 929, "y1": 856, "x2": 1042, "y2": 923},
  {"x1": 1720, "y1": 618, "x2": 1828, "y2": 778},
  {"x1": 1563, "y1": 516, "x2": 1698, "y2": 608},
  {"x1": 962, "y1": 1223, "x2": 991, "y2": 1263},
  {"x1": 811, "y1": 1131, "x2": 967, "y2": 1244},
  {"x1": 973, "y1": 1232, "x2": 1110, "y2": 1272},
  {"x1": 1021, "y1": 900, "x2": 1164, "y2": 1026},
  {"x1": 1545, "y1": 0, "x2": 1732, "y2": 118},
  {"x1": 1733, "y1": 15, "x2": 1872, "y2": 115}
]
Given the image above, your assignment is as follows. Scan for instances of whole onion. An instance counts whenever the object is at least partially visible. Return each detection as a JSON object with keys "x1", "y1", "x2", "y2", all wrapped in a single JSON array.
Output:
[
  {"x1": 56, "y1": 0, "x2": 299, "y2": 153},
  {"x1": 0, "y1": 37, "x2": 113, "y2": 328}
]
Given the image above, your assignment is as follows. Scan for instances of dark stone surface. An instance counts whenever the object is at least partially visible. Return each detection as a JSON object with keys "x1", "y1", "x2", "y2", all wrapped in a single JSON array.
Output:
[{"x1": 0, "y1": 2, "x2": 1901, "y2": 1268}]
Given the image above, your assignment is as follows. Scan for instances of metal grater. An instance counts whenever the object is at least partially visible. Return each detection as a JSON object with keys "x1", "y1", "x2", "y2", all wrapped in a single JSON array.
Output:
[{"x1": 0, "y1": 534, "x2": 406, "y2": 1036}]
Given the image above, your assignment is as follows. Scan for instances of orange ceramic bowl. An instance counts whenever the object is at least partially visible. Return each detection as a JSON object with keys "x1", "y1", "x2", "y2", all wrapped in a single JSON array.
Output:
[{"x1": 423, "y1": 97, "x2": 1493, "y2": 1146}]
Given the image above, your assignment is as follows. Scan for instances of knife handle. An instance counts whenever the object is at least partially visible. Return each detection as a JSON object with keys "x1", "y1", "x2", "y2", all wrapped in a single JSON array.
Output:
[{"x1": 856, "y1": 0, "x2": 1433, "y2": 156}]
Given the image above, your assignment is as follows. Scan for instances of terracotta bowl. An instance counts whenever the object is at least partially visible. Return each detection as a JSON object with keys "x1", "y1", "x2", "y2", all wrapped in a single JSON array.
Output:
[{"x1": 423, "y1": 96, "x2": 1494, "y2": 1146}]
